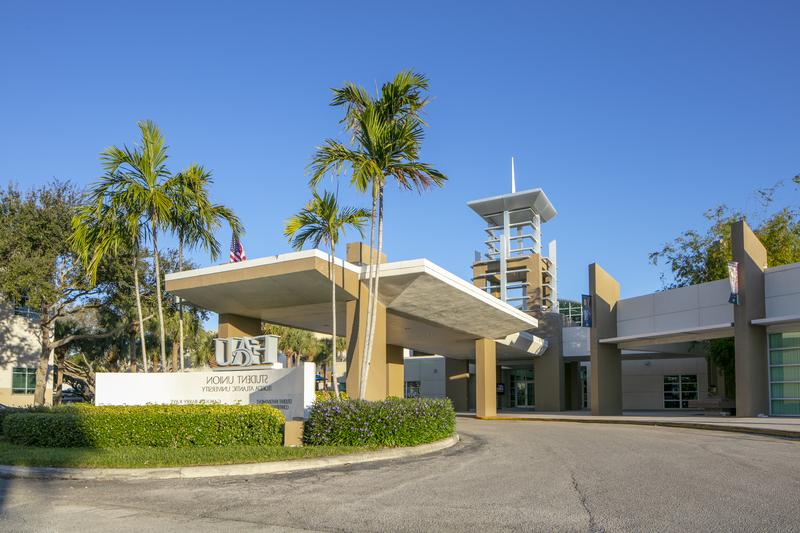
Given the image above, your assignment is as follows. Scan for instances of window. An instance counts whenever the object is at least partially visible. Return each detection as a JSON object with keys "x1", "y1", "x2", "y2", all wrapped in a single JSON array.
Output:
[
  {"x1": 769, "y1": 332, "x2": 800, "y2": 416},
  {"x1": 12, "y1": 367, "x2": 36, "y2": 394},
  {"x1": 12, "y1": 296, "x2": 40, "y2": 320},
  {"x1": 664, "y1": 374, "x2": 698, "y2": 409},
  {"x1": 559, "y1": 300, "x2": 583, "y2": 327},
  {"x1": 405, "y1": 381, "x2": 421, "y2": 398}
]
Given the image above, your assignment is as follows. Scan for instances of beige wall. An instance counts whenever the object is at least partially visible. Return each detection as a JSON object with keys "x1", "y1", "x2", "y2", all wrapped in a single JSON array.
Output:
[
  {"x1": 346, "y1": 242, "x2": 387, "y2": 266},
  {"x1": 622, "y1": 357, "x2": 708, "y2": 411},
  {"x1": 0, "y1": 303, "x2": 52, "y2": 406},
  {"x1": 218, "y1": 313, "x2": 263, "y2": 338}
]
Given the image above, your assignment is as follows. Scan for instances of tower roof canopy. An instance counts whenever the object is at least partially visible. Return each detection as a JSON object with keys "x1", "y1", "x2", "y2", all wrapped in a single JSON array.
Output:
[{"x1": 468, "y1": 188, "x2": 557, "y2": 225}]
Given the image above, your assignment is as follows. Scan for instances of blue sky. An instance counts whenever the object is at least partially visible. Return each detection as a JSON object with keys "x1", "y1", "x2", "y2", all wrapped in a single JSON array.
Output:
[{"x1": 1, "y1": 1, "x2": 798, "y2": 303}]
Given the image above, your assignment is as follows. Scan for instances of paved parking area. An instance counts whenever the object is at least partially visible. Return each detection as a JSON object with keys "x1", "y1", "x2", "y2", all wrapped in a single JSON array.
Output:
[{"x1": 1, "y1": 418, "x2": 799, "y2": 532}]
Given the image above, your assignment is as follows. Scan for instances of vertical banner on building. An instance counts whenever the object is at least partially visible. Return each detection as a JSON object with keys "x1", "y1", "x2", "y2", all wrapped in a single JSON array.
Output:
[
  {"x1": 581, "y1": 294, "x2": 592, "y2": 327},
  {"x1": 727, "y1": 261, "x2": 740, "y2": 305}
]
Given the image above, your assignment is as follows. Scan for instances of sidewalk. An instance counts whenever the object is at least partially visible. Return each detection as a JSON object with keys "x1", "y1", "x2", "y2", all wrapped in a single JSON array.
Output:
[{"x1": 461, "y1": 411, "x2": 800, "y2": 439}]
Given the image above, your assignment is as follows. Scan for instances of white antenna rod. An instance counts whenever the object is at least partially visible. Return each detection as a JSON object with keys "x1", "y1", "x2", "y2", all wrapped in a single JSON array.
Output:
[{"x1": 511, "y1": 157, "x2": 516, "y2": 193}]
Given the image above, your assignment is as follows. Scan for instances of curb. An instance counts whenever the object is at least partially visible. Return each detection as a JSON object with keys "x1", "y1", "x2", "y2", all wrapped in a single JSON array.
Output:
[
  {"x1": 0, "y1": 434, "x2": 460, "y2": 481},
  {"x1": 471, "y1": 415, "x2": 800, "y2": 440}
]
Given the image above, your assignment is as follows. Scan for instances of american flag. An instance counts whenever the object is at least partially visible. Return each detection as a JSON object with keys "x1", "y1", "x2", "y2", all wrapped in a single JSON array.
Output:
[{"x1": 229, "y1": 233, "x2": 246, "y2": 262}]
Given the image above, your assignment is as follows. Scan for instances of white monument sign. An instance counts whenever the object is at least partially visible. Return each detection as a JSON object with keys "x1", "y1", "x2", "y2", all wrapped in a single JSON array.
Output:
[{"x1": 95, "y1": 363, "x2": 315, "y2": 420}]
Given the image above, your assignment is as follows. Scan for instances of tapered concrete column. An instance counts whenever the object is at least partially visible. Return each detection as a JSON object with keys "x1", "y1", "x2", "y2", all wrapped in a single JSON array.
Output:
[
  {"x1": 589, "y1": 263, "x2": 622, "y2": 415},
  {"x1": 533, "y1": 312, "x2": 565, "y2": 411},
  {"x1": 386, "y1": 344, "x2": 404, "y2": 398},
  {"x1": 218, "y1": 314, "x2": 262, "y2": 338},
  {"x1": 732, "y1": 220, "x2": 769, "y2": 417},
  {"x1": 475, "y1": 338, "x2": 497, "y2": 418},
  {"x1": 345, "y1": 281, "x2": 387, "y2": 400}
]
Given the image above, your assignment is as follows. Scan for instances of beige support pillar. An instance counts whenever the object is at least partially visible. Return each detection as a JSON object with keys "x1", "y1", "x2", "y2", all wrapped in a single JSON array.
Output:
[
  {"x1": 445, "y1": 358, "x2": 470, "y2": 412},
  {"x1": 218, "y1": 313, "x2": 262, "y2": 338},
  {"x1": 345, "y1": 281, "x2": 388, "y2": 400},
  {"x1": 732, "y1": 220, "x2": 769, "y2": 417},
  {"x1": 589, "y1": 263, "x2": 622, "y2": 415},
  {"x1": 386, "y1": 344, "x2": 405, "y2": 398},
  {"x1": 533, "y1": 312, "x2": 565, "y2": 412},
  {"x1": 475, "y1": 338, "x2": 497, "y2": 418}
]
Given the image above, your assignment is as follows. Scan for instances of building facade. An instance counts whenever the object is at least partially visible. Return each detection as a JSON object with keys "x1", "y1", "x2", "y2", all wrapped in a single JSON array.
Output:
[
  {"x1": 403, "y1": 182, "x2": 799, "y2": 417},
  {"x1": 0, "y1": 301, "x2": 52, "y2": 406}
]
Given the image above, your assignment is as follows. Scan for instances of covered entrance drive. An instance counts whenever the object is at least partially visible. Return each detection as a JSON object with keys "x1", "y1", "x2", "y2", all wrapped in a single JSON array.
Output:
[{"x1": 166, "y1": 244, "x2": 542, "y2": 418}]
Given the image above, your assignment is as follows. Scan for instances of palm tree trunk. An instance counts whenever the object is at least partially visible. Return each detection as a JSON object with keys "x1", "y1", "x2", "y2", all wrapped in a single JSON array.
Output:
[
  {"x1": 133, "y1": 251, "x2": 148, "y2": 372},
  {"x1": 359, "y1": 181, "x2": 379, "y2": 400},
  {"x1": 330, "y1": 243, "x2": 340, "y2": 398},
  {"x1": 362, "y1": 183, "x2": 384, "y2": 400},
  {"x1": 171, "y1": 341, "x2": 179, "y2": 372},
  {"x1": 128, "y1": 330, "x2": 137, "y2": 373},
  {"x1": 178, "y1": 235, "x2": 185, "y2": 371},
  {"x1": 151, "y1": 221, "x2": 167, "y2": 372}
]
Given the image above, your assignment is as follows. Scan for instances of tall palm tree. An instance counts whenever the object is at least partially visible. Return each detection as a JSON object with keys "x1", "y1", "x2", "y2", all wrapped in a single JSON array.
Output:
[
  {"x1": 310, "y1": 71, "x2": 446, "y2": 399},
  {"x1": 168, "y1": 164, "x2": 242, "y2": 370},
  {"x1": 71, "y1": 200, "x2": 150, "y2": 371},
  {"x1": 284, "y1": 190, "x2": 368, "y2": 397},
  {"x1": 94, "y1": 120, "x2": 174, "y2": 371}
]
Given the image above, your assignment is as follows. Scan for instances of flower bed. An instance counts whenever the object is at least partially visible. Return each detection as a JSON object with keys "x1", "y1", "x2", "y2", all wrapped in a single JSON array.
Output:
[{"x1": 304, "y1": 397, "x2": 455, "y2": 447}]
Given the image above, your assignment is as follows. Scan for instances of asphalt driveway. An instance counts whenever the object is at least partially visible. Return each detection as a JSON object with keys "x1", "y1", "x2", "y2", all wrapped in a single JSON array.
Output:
[{"x1": 1, "y1": 417, "x2": 798, "y2": 532}]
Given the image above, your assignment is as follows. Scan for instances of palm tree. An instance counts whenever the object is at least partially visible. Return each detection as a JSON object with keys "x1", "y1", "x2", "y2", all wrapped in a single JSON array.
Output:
[
  {"x1": 310, "y1": 71, "x2": 446, "y2": 399},
  {"x1": 168, "y1": 164, "x2": 242, "y2": 370},
  {"x1": 94, "y1": 120, "x2": 174, "y2": 371},
  {"x1": 284, "y1": 190, "x2": 368, "y2": 397},
  {"x1": 71, "y1": 198, "x2": 150, "y2": 372}
]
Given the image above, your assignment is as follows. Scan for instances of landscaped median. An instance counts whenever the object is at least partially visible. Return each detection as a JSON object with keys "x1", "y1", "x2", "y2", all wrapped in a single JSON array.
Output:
[{"x1": 0, "y1": 398, "x2": 457, "y2": 475}]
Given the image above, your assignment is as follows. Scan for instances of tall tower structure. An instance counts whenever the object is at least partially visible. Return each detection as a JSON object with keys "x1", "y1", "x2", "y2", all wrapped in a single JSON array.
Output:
[{"x1": 468, "y1": 162, "x2": 558, "y2": 314}]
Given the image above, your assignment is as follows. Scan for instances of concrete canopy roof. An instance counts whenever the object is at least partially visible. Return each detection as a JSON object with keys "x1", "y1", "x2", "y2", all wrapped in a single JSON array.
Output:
[
  {"x1": 467, "y1": 188, "x2": 557, "y2": 225},
  {"x1": 165, "y1": 250, "x2": 540, "y2": 360},
  {"x1": 600, "y1": 323, "x2": 735, "y2": 349}
]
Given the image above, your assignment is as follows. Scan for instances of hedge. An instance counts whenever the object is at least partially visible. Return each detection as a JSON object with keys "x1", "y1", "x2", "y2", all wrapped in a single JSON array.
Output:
[
  {"x1": 0, "y1": 405, "x2": 57, "y2": 427},
  {"x1": 304, "y1": 397, "x2": 455, "y2": 447},
  {"x1": 2, "y1": 404, "x2": 285, "y2": 448}
]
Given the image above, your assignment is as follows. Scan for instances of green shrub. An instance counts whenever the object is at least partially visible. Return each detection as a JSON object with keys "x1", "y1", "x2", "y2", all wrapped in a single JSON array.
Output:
[
  {"x1": 304, "y1": 397, "x2": 455, "y2": 447},
  {"x1": 314, "y1": 390, "x2": 348, "y2": 401},
  {"x1": 3, "y1": 404, "x2": 285, "y2": 448},
  {"x1": 0, "y1": 405, "x2": 56, "y2": 427}
]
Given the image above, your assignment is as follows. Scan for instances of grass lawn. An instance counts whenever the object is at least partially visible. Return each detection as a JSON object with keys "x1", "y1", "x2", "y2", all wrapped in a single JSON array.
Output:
[{"x1": 0, "y1": 440, "x2": 370, "y2": 469}]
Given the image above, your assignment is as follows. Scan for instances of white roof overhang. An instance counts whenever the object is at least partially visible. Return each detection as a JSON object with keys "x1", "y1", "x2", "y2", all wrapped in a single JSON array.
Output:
[
  {"x1": 166, "y1": 251, "x2": 541, "y2": 360},
  {"x1": 467, "y1": 188, "x2": 557, "y2": 225}
]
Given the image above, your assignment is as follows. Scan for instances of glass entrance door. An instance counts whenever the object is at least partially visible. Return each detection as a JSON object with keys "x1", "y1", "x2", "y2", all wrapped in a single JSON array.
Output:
[{"x1": 510, "y1": 369, "x2": 535, "y2": 408}]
